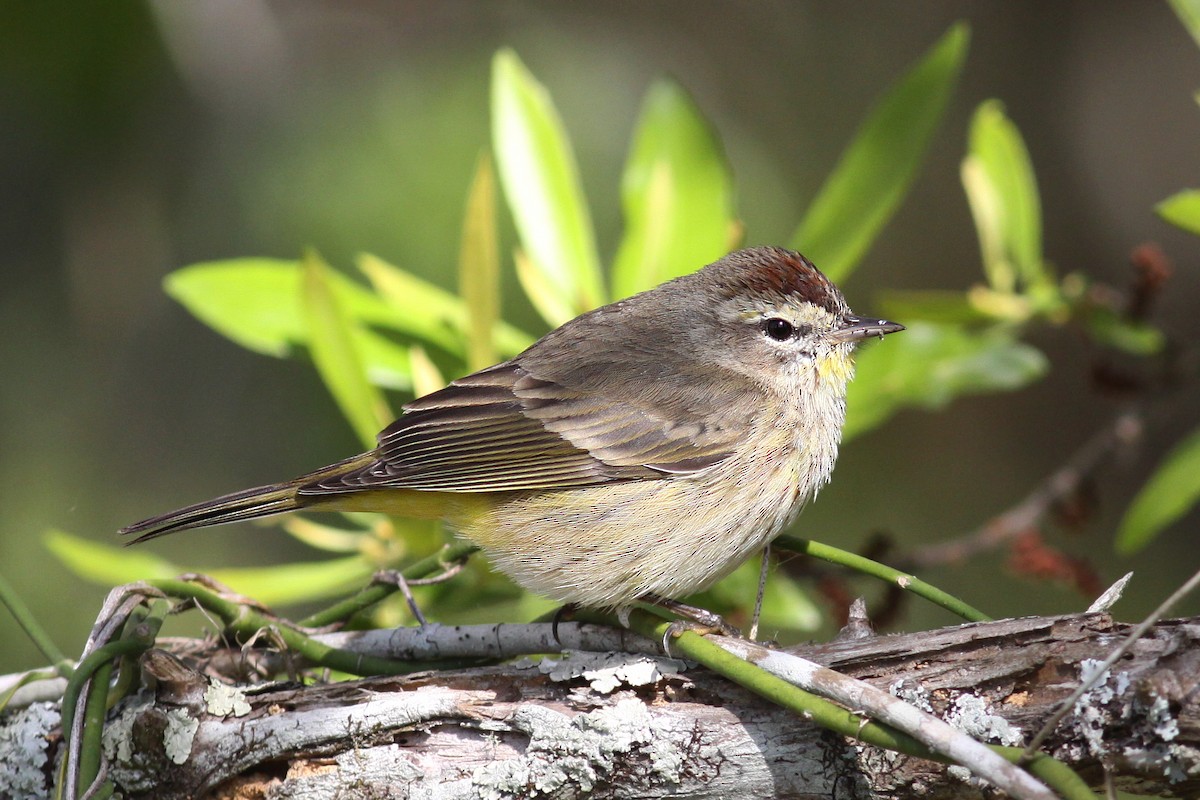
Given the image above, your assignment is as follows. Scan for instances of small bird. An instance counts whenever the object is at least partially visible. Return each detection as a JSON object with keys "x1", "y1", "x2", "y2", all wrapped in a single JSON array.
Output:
[{"x1": 123, "y1": 246, "x2": 902, "y2": 611}]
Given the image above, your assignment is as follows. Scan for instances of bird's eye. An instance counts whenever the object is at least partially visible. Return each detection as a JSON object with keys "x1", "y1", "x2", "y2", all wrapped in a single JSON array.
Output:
[{"x1": 763, "y1": 318, "x2": 795, "y2": 341}]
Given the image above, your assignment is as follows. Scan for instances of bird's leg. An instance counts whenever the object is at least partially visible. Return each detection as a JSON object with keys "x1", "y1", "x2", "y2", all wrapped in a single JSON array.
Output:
[{"x1": 748, "y1": 543, "x2": 771, "y2": 642}]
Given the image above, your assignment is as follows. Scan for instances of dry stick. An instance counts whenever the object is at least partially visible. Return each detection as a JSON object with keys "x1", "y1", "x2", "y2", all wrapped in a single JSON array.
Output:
[
  {"x1": 1022, "y1": 564, "x2": 1200, "y2": 759},
  {"x1": 909, "y1": 410, "x2": 1142, "y2": 569}
]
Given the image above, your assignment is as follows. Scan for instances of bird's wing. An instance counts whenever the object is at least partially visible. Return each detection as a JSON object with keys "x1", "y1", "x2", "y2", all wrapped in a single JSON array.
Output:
[{"x1": 301, "y1": 362, "x2": 738, "y2": 494}]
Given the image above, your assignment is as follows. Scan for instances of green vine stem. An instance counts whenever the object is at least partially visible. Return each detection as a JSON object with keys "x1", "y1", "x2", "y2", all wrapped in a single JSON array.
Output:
[
  {"x1": 148, "y1": 578, "x2": 469, "y2": 676},
  {"x1": 76, "y1": 660, "x2": 114, "y2": 799},
  {"x1": 0, "y1": 571, "x2": 71, "y2": 672},
  {"x1": 617, "y1": 608, "x2": 1096, "y2": 800},
  {"x1": 774, "y1": 534, "x2": 991, "y2": 622},
  {"x1": 299, "y1": 541, "x2": 481, "y2": 629}
]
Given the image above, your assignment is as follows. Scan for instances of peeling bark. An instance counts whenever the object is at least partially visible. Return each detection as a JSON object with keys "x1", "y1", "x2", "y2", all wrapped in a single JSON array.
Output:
[{"x1": 3, "y1": 613, "x2": 1197, "y2": 799}]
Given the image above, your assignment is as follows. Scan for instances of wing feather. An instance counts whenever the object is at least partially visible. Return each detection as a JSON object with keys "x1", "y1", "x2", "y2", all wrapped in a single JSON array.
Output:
[{"x1": 300, "y1": 361, "x2": 740, "y2": 496}]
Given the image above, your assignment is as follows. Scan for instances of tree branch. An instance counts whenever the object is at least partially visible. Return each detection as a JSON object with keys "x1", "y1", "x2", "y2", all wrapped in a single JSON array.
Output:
[{"x1": 4, "y1": 612, "x2": 1196, "y2": 798}]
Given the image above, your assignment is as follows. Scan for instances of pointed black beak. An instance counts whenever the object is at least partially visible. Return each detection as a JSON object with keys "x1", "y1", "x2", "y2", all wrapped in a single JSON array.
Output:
[{"x1": 827, "y1": 314, "x2": 905, "y2": 344}]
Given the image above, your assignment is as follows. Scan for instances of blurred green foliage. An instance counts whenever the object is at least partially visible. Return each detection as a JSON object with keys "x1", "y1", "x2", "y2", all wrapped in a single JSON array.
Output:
[
  {"x1": 43, "y1": 30, "x2": 968, "y2": 632},
  {"x1": 1109, "y1": 0, "x2": 1200, "y2": 553},
  {"x1": 35, "y1": 20, "x2": 1193, "y2": 633},
  {"x1": 1117, "y1": 427, "x2": 1200, "y2": 555},
  {"x1": 790, "y1": 24, "x2": 967, "y2": 282}
]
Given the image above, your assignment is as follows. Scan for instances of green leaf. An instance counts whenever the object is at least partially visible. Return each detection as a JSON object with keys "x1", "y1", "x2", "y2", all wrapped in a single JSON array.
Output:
[
  {"x1": 459, "y1": 153, "x2": 502, "y2": 370},
  {"x1": 408, "y1": 344, "x2": 447, "y2": 396},
  {"x1": 279, "y1": 515, "x2": 372, "y2": 553},
  {"x1": 1084, "y1": 308, "x2": 1165, "y2": 356},
  {"x1": 790, "y1": 23, "x2": 968, "y2": 282},
  {"x1": 45, "y1": 528, "x2": 182, "y2": 584},
  {"x1": 1168, "y1": 0, "x2": 1200, "y2": 49},
  {"x1": 962, "y1": 100, "x2": 1045, "y2": 293},
  {"x1": 301, "y1": 250, "x2": 392, "y2": 447},
  {"x1": 844, "y1": 322, "x2": 1047, "y2": 440},
  {"x1": 45, "y1": 529, "x2": 376, "y2": 606},
  {"x1": 611, "y1": 80, "x2": 736, "y2": 298},
  {"x1": 352, "y1": 255, "x2": 471, "y2": 355},
  {"x1": 358, "y1": 253, "x2": 533, "y2": 361},
  {"x1": 165, "y1": 258, "x2": 415, "y2": 390},
  {"x1": 1156, "y1": 189, "x2": 1200, "y2": 236},
  {"x1": 209, "y1": 557, "x2": 377, "y2": 606},
  {"x1": 1117, "y1": 426, "x2": 1200, "y2": 554},
  {"x1": 491, "y1": 48, "x2": 605, "y2": 323}
]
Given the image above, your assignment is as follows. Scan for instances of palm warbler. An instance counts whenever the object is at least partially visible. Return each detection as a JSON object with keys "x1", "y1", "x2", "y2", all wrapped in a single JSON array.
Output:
[{"x1": 123, "y1": 247, "x2": 902, "y2": 609}]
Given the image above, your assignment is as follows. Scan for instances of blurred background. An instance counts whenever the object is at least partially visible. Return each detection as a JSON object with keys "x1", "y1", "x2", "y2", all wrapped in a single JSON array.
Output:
[{"x1": 2, "y1": 1, "x2": 1199, "y2": 674}]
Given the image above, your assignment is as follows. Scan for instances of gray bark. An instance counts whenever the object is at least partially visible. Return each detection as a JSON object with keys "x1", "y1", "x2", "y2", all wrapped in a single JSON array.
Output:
[{"x1": 2, "y1": 613, "x2": 1197, "y2": 799}]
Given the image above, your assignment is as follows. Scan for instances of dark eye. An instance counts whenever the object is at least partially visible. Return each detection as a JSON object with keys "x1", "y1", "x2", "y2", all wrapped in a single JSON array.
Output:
[{"x1": 763, "y1": 318, "x2": 795, "y2": 341}]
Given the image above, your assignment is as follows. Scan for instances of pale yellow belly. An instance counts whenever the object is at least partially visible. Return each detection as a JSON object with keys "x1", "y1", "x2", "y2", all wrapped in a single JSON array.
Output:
[{"x1": 448, "y1": 450, "x2": 807, "y2": 609}]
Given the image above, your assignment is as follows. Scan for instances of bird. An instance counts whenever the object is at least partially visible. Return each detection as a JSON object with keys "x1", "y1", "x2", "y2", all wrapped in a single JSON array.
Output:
[{"x1": 122, "y1": 246, "x2": 903, "y2": 612}]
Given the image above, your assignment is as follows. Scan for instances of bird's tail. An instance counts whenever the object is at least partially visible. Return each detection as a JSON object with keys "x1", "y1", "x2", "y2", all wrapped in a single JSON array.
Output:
[{"x1": 120, "y1": 453, "x2": 376, "y2": 544}]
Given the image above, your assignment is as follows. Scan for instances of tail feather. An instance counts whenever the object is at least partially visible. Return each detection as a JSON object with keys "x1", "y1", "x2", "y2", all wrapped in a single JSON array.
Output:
[
  {"x1": 120, "y1": 482, "x2": 305, "y2": 544},
  {"x1": 120, "y1": 453, "x2": 378, "y2": 544}
]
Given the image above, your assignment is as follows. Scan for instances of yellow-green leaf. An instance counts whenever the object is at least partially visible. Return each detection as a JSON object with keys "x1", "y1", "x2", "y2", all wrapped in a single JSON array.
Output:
[
  {"x1": 1168, "y1": 0, "x2": 1200, "y2": 49},
  {"x1": 459, "y1": 153, "x2": 502, "y2": 370},
  {"x1": 845, "y1": 322, "x2": 1047, "y2": 441},
  {"x1": 358, "y1": 253, "x2": 533, "y2": 361},
  {"x1": 301, "y1": 250, "x2": 391, "y2": 447},
  {"x1": 210, "y1": 557, "x2": 377, "y2": 606},
  {"x1": 1117, "y1": 426, "x2": 1200, "y2": 554},
  {"x1": 491, "y1": 48, "x2": 605, "y2": 323},
  {"x1": 962, "y1": 100, "x2": 1044, "y2": 292},
  {"x1": 878, "y1": 289, "x2": 991, "y2": 325},
  {"x1": 45, "y1": 528, "x2": 182, "y2": 584},
  {"x1": 1157, "y1": 189, "x2": 1200, "y2": 237},
  {"x1": 408, "y1": 344, "x2": 447, "y2": 397},
  {"x1": 512, "y1": 247, "x2": 575, "y2": 326},
  {"x1": 279, "y1": 516, "x2": 371, "y2": 553},
  {"x1": 611, "y1": 80, "x2": 735, "y2": 298},
  {"x1": 1083, "y1": 307, "x2": 1165, "y2": 356},
  {"x1": 45, "y1": 528, "x2": 378, "y2": 606},
  {"x1": 166, "y1": 258, "x2": 415, "y2": 389},
  {"x1": 791, "y1": 23, "x2": 968, "y2": 282}
]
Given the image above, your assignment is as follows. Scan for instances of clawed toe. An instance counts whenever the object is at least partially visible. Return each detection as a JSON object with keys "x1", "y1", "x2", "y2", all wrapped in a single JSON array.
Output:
[{"x1": 637, "y1": 593, "x2": 744, "y2": 654}]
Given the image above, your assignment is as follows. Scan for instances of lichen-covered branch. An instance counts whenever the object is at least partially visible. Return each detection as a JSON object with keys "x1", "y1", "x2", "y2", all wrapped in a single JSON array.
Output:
[{"x1": 2, "y1": 613, "x2": 1197, "y2": 799}]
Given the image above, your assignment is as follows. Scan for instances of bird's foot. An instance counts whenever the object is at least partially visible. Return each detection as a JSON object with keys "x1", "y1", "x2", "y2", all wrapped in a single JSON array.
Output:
[
  {"x1": 636, "y1": 594, "x2": 745, "y2": 655},
  {"x1": 551, "y1": 603, "x2": 580, "y2": 646},
  {"x1": 640, "y1": 594, "x2": 741, "y2": 636}
]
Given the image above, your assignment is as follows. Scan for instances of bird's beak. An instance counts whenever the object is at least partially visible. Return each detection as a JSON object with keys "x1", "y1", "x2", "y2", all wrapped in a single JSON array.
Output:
[{"x1": 827, "y1": 314, "x2": 905, "y2": 343}]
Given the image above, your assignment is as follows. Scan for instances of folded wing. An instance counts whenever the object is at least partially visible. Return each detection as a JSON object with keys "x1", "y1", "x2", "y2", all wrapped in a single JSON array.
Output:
[{"x1": 301, "y1": 362, "x2": 737, "y2": 495}]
